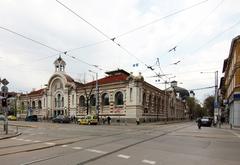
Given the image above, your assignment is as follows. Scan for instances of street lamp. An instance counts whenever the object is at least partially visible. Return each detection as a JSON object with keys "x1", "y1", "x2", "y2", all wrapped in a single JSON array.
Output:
[
  {"x1": 89, "y1": 70, "x2": 99, "y2": 122},
  {"x1": 200, "y1": 71, "x2": 219, "y2": 125}
]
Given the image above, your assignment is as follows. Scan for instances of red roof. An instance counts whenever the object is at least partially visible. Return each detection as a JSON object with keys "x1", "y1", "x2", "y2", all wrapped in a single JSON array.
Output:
[
  {"x1": 28, "y1": 88, "x2": 44, "y2": 96},
  {"x1": 86, "y1": 73, "x2": 128, "y2": 86}
]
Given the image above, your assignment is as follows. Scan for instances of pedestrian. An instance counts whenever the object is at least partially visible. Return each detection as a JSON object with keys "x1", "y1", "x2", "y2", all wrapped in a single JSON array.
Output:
[
  {"x1": 197, "y1": 117, "x2": 202, "y2": 129},
  {"x1": 136, "y1": 117, "x2": 140, "y2": 125},
  {"x1": 107, "y1": 116, "x2": 111, "y2": 125}
]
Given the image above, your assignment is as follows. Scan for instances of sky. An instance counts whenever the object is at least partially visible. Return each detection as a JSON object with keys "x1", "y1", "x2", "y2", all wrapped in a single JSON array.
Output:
[{"x1": 0, "y1": 0, "x2": 239, "y2": 103}]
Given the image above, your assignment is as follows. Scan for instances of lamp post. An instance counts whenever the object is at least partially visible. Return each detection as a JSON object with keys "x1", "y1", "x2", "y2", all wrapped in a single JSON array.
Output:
[
  {"x1": 89, "y1": 70, "x2": 99, "y2": 122},
  {"x1": 200, "y1": 71, "x2": 219, "y2": 125}
]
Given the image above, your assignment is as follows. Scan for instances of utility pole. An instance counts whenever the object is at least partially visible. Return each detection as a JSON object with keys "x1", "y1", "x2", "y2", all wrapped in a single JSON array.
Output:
[
  {"x1": 1, "y1": 78, "x2": 9, "y2": 134},
  {"x1": 214, "y1": 71, "x2": 219, "y2": 126}
]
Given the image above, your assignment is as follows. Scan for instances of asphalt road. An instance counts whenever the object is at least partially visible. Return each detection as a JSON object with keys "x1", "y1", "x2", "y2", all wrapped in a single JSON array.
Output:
[{"x1": 0, "y1": 121, "x2": 240, "y2": 165}]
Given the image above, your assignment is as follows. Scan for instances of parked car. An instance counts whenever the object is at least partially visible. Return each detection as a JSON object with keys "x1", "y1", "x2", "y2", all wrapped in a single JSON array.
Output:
[
  {"x1": 0, "y1": 114, "x2": 6, "y2": 121},
  {"x1": 201, "y1": 116, "x2": 212, "y2": 127},
  {"x1": 52, "y1": 115, "x2": 70, "y2": 123},
  {"x1": 25, "y1": 115, "x2": 38, "y2": 122},
  {"x1": 79, "y1": 115, "x2": 98, "y2": 125},
  {"x1": 8, "y1": 115, "x2": 17, "y2": 121}
]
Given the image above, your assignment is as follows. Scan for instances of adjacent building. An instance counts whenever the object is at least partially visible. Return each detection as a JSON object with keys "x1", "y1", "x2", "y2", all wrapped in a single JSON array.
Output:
[
  {"x1": 221, "y1": 35, "x2": 240, "y2": 127},
  {"x1": 16, "y1": 56, "x2": 188, "y2": 123}
]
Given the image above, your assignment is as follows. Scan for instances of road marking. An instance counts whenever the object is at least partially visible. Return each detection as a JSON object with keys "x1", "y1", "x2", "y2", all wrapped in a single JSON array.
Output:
[
  {"x1": 142, "y1": 159, "x2": 156, "y2": 165},
  {"x1": 10, "y1": 137, "x2": 17, "y2": 140},
  {"x1": 33, "y1": 140, "x2": 41, "y2": 143},
  {"x1": 29, "y1": 134, "x2": 36, "y2": 136},
  {"x1": 17, "y1": 138, "x2": 24, "y2": 141},
  {"x1": 117, "y1": 154, "x2": 130, "y2": 159},
  {"x1": 229, "y1": 130, "x2": 240, "y2": 138},
  {"x1": 24, "y1": 139, "x2": 32, "y2": 142},
  {"x1": 44, "y1": 142, "x2": 56, "y2": 145},
  {"x1": 72, "y1": 147, "x2": 82, "y2": 150},
  {"x1": 61, "y1": 145, "x2": 68, "y2": 148},
  {"x1": 86, "y1": 149, "x2": 107, "y2": 154}
]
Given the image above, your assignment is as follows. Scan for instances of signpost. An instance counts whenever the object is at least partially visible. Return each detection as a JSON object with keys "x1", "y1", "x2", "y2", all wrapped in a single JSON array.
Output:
[{"x1": 1, "y1": 78, "x2": 9, "y2": 134}]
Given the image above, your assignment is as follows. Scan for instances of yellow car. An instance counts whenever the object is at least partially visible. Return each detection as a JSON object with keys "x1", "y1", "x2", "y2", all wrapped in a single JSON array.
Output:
[
  {"x1": 79, "y1": 115, "x2": 98, "y2": 125},
  {"x1": 8, "y1": 115, "x2": 17, "y2": 121}
]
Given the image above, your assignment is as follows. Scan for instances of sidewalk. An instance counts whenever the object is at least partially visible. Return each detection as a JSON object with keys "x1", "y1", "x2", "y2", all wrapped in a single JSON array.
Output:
[
  {"x1": 216, "y1": 123, "x2": 240, "y2": 132},
  {"x1": 0, "y1": 125, "x2": 21, "y2": 140}
]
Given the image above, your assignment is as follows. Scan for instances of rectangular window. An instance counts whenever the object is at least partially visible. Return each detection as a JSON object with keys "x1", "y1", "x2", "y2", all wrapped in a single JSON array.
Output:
[
  {"x1": 130, "y1": 88, "x2": 132, "y2": 102},
  {"x1": 72, "y1": 95, "x2": 74, "y2": 106}
]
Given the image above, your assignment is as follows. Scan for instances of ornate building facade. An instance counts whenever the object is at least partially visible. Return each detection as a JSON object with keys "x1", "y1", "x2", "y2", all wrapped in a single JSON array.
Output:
[{"x1": 16, "y1": 56, "x2": 187, "y2": 123}]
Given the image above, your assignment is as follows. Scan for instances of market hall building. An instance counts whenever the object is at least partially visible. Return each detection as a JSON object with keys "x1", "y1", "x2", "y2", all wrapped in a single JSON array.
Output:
[{"x1": 16, "y1": 56, "x2": 188, "y2": 123}]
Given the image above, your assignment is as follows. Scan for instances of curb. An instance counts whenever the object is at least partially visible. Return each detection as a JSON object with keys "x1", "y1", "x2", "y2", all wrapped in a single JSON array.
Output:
[
  {"x1": 8, "y1": 123, "x2": 38, "y2": 128},
  {"x1": 0, "y1": 132, "x2": 22, "y2": 140}
]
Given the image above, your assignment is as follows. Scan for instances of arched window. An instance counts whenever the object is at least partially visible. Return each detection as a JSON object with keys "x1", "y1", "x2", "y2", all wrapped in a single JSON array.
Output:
[
  {"x1": 57, "y1": 94, "x2": 61, "y2": 107},
  {"x1": 55, "y1": 98, "x2": 57, "y2": 107},
  {"x1": 32, "y1": 101, "x2": 36, "y2": 109},
  {"x1": 148, "y1": 94, "x2": 152, "y2": 110},
  {"x1": 79, "y1": 95, "x2": 85, "y2": 107},
  {"x1": 102, "y1": 93, "x2": 109, "y2": 106},
  {"x1": 62, "y1": 97, "x2": 64, "y2": 107},
  {"x1": 90, "y1": 94, "x2": 96, "y2": 106},
  {"x1": 38, "y1": 100, "x2": 42, "y2": 109},
  {"x1": 154, "y1": 96, "x2": 157, "y2": 112},
  {"x1": 115, "y1": 91, "x2": 123, "y2": 105}
]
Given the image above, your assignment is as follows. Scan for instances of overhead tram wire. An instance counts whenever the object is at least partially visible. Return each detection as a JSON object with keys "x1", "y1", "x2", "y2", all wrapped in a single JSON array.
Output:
[
  {"x1": 191, "y1": 18, "x2": 240, "y2": 54},
  {"x1": 56, "y1": 0, "x2": 207, "y2": 82},
  {"x1": 56, "y1": 0, "x2": 154, "y2": 71},
  {"x1": 0, "y1": 25, "x2": 104, "y2": 71},
  {"x1": 55, "y1": 0, "x2": 209, "y2": 78},
  {"x1": 55, "y1": 0, "x2": 209, "y2": 56},
  {"x1": 173, "y1": 0, "x2": 225, "y2": 48},
  {"x1": 114, "y1": 0, "x2": 209, "y2": 39},
  {"x1": 0, "y1": 26, "x2": 63, "y2": 53}
]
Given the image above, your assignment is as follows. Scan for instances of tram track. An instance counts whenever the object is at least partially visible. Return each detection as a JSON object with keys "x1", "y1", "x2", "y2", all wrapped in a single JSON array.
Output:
[{"x1": 17, "y1": 123, "x2": 191, "y2": 165}]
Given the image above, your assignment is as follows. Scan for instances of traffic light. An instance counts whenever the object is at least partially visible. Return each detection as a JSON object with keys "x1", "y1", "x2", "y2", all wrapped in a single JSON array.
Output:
[{"x1": 2, "y1": 98, "x2": 7, "y2": 107}]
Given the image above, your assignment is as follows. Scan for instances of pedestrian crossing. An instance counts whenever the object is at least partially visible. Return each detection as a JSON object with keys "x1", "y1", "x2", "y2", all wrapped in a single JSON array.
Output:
[{"x1": 9, "y1": 137, "x2": 156, "y2": 164}]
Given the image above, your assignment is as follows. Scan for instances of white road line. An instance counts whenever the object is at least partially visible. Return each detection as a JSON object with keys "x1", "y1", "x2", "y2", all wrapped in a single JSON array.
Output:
[
  {"x1": 72, "y1": 147, "x2": 82, "y2": 150},
  {"x1": 142, "y1": 159, "x2": 156, "y2": 165},
  {"x1": 229, "y1": 130, "x2": 240, "y2": 138},
  {"x1": 117, "y1": 154, "x2": 130, "y2": 159},
  {"x1": 44, "y1": 142, "x2": 56, "y2": 145},
  {"x1": 10, "y1": 137, "x2": 17, "y2": 140},
  {"x1": 86, "y1": 149, "x2": 107, "y2": 154},
  {"x1": 61, "y1": 145, "x2": 68, "y2": 148},
  {"x1": 24, "y1": 139, "x2": 32, "y2": 142},
  {"x1": 17, "y1": 138, "x2": 24, "y2": 141},
  {"x1": 33, "y1": 140, "x2": 41, "y2": 143}
]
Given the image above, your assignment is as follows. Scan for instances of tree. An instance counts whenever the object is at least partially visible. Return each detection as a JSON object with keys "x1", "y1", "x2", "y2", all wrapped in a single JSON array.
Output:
[
  {"x1": 83, "y1": 84, "x2": 94, "y2": 115},
  {"x1": 186, "y1": 97, "x2": 196, "y2": 120},
  {"x1": 186, "y1": 96, "x2": 207, "y2": 119},
  {"x1": 203, "y1": 95, "x2": 214, "y2": 117}
]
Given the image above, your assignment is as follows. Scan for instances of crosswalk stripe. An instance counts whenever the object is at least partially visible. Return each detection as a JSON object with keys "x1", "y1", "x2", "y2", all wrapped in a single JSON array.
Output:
[
  {"x1": 117, "y1": 154, "x2": 130, "y2": 159},
  {"x1": 142, "y1": 159, "x2": 156, "y2": 165},
  {"x1": 86, "y1": 149, "x2": 107, "y2": 154}
]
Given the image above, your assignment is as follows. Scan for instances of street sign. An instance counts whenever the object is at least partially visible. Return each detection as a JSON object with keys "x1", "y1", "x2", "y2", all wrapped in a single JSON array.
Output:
[{"x1": 1, "y1": 78, "x2": 9, "y2": 86}]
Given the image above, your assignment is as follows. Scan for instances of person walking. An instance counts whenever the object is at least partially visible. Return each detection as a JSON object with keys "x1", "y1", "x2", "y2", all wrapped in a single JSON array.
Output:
[
  {"x1": 197, "y1": 117, "x2": 202, "y2": 129},
  {"x1": 107, "y1": 116, "x2": 111, "y2": 125}
]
